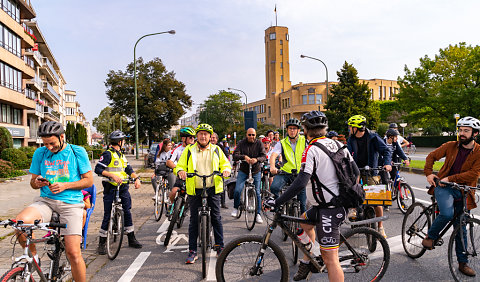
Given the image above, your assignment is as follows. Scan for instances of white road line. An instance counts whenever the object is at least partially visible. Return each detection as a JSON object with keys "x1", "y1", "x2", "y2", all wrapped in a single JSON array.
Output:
[
  {"x1": 206, "y1": 248, "x2": 217, "y2": 281},
  {"x1": 157, "y1": 217, "x2": 170, "y2": 233},
  {"x1": 415, "y1": 198, "x2": 431, "y2": 205},
  {"x1": 411, "y1": 186, "x2": 429, "y2": 193},
  {"x1": 118, "y1": 252, "x2": 151, "y2": 282}
]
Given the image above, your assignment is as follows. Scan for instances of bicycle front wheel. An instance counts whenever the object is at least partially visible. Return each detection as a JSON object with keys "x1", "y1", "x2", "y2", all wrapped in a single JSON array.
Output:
[
  {"x1": 339, "y1": 227, "x2": 390, "y2": 282},
  {"x1": 289, "y1": 204, "x2": 300, "y2": 265},
  {"x1": 164, "y1": 197, "x2": 182, "y2": 246},
  {"x1": 401, "y1": 202, "x2": 430, "y2": 258},
  {"x1": 154, "y1": 179, "x2": 165, "y2": 221},
  {"x1": 245, "y1": 186, "x2": 258, "y2": 231},
  {"x1": 397, "y1": 183, "x2": 415, "y2": 214},
  {"x1": 215, "y1": 235, "x2": 289, "y2": 282},
  {"x1": 448, "y1": 217, "x2": 480, "y2": 282},
  {"x1": 0, "y1": 267, "x2": 26, "y2": 282},
  {"x1": 107, "y1": 207, "x2": 124, "y2": 260},
  {"x1": 200, "y1": 214, "x2": 208, "y2": 279}
]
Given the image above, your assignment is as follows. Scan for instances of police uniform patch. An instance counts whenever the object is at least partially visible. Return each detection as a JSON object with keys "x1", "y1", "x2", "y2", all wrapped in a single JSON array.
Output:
[
  {"x1": 99, "y1": 156, "x2": 104, "y2": 161},
  {"x1": 114, "y1": 160, "x2": 120, "y2": 166}
]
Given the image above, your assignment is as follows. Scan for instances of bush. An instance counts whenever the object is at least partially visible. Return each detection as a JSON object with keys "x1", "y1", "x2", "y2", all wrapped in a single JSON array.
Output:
[
  {"x1": 376, "y1": 123, "x2": 389, "y2": 137},
  {"x1": 1, "y1": 148, "x2": 29, "y2": 169},
  {"x1": 0, "y1": 159, "x2": 15, "y2": 178},
  {"x1": 0, "y1": 126, "x2": 13, "y2": 156},
  {"x1": 18, "y1": 146, "x2": 36, "y2": 159},
  {"x1": 92, "y1": 149, "x2": 103, "y2": 159},
  {"x1": 411, "y1": 136, "x2": 456, "y2": 147}
]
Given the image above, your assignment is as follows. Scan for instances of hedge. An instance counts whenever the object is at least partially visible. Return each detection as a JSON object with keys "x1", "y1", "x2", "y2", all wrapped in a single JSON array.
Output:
[
  {"x1": 410, "y1": 136, "x2": 456, "y2": 147},
  {"x1": 18, "y1": 146, "x2": 36, "y2": 159},
  {"x1": 1, "y1": 148, "x2": 29, "y2": 169},
  {"x1": 0, "y1": 126, "x2": 13, "y2": 155},
  {"x1": 0, "y1": 159, "x2": 15, "y2": 178}
]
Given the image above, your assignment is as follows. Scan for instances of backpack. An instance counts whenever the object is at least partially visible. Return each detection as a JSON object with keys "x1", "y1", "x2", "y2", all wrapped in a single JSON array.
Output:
[{"x1": 310, "y1": 141, "x2": 365, "y2": 209}]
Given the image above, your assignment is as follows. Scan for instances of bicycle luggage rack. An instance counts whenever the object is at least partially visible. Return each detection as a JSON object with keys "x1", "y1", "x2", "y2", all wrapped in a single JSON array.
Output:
[{"x1": 344, "y1": 215, "x2": 389, "y2": 226}]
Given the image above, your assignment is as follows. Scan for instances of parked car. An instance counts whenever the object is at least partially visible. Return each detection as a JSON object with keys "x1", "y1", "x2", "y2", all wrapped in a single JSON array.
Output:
[{"x1": 144, "y1": 142, "x2": 161, "y2": 168}]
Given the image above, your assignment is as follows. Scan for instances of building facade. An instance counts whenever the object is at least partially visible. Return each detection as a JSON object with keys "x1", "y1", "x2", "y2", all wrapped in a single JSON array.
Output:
[{"x1": 244, "y1": 25, "x2": 399, "y2": 128}]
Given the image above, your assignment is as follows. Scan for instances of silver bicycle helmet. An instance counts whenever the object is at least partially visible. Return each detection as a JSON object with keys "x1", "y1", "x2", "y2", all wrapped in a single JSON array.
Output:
[
  {"x1": 457, "y1": 117, "x2": 480, "y2": 130},
  {"x1": 38, "y1": 121, "x2": 65, "y2": 137}
]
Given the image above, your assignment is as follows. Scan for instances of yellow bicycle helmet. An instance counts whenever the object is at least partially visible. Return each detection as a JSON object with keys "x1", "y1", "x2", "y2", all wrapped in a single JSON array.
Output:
[
  {"x1": 347, "y1": 115, "x2": 367, "y2": 129},
  {"x1": 195, "y1": 123, "x2": 214, "y2": 135}
]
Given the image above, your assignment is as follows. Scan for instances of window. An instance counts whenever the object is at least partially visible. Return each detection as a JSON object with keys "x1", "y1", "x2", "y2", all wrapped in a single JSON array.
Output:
[
  {"x1": 1, "y1": 0, "x2": 20, "y2": 22},
  {"x1": 280, "y1": 75, "x2": 283, "y2": 81},
  {"x1": 308, "y1": 94, "x2": 315, "y2": 104},
  {"x1": 269, "y1": 33, "x2": 276, "y2": 40},
  {"x1": 268, "y1": 106, "x2": 271, "y2": 118},
  {"x1": 0, "y1": 23, "x2": 21, "y2": 57},
  {"x1": 286, "y1": 34, "x2": 289, "y2": 41},
  {"x1": 280, "y1": 40, "x2": 283, "y2": 45},
  {"x1": 389, "y1": 87, "x2": 393, "y2": 99},
  {"x1": 316, "y1": 94, "x2": 322, "y2": 104},
  {"x1": 280, "y1": 62, "x2": 283, "y2": 69},
  {"x1": 280, "y1": 49, "x2": 283, "y2": 55},
  {"x1": 383, "y1": 86, "x2": 386, "y2": 99},
  {"x1": 0, "y1": 62, "x2": 22, "y2": 92},
  {"x1": 370, "y1": 89, "x2": 374, "y2": 100},
  {"x1": 0, "y1": 103, "x2": 21, "y2": 124},
  {"x1": 66, "y1": 107, "x2": 75, "y2": 116},
  {"x1": 65, "y1": 94, "x2": 75, "y2": 102},
  {"x1": 378, "y1": 86, "x2": 382, "y2": 100},
  {"x1": 302, "y1": 95, "x2": 308, "y2": 105}
]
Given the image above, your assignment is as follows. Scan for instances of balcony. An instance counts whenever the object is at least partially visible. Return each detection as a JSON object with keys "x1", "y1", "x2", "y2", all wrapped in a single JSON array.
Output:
[
  {"x1": 43, "y1": 82, "x2": 60, "y2": 102},
  {"x1": 25, "y1": 88, "x2": 36, "y2": 100},
  {"x1": 44, "y1": 106, "x2": 60, "y2": 121},
  {"x1": 18, "y1": 0, "x2": 36, "y2": 19},
  {"x1": 24, "y1": 49, "x2": 42, "y2": 66},
  {"x1": 41, "y1": 57, "x2": 59, "y2": 84}
]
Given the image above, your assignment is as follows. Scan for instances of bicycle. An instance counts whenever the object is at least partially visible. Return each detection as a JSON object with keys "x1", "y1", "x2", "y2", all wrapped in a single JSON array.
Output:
[
  {"x1": 215, "y1": 201, "x2": 390, "y2": 281},
  {"x1": 187, "y1": 170, "x2": 224, "y2": 279},
  {"x1": 260, "y1": 162, "x2": 272, "y2": 224},
  {"x1": 234, "y1": 161, "x2": 259, "y2": 231},
  {"x1": 401, "y1": 180, "x2": 480, "y2": 281},
  {"x1": 406, "y1": 142, "x2": 416, "y2": 155},
  {"x1": 152, "y1": 165, "x2": 171, "y2": 222},
  {"x1": 390, "y1": 162, "x2": 415, "y2": 214},
  {"x1": 164, "y1": 182, "x2": 189, "y2": 246},
  {"x1": 0, "y1": 214, "x2": 70, "y2": 281}
]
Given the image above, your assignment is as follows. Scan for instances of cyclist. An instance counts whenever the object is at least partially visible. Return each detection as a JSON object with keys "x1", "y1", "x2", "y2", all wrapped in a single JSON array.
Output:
[
  {"x1": 262, "y1": 137, "x2": 273, "y2": 159},
  {"x1": 270, "y1": 118, "x2": 307, "y2": 213},
  {"x1": 232, "y1": 128, "x2": 267, "y2": 223},
  {"x1": 382, "y1": 128, "x2": 410, "y2": 181},
  {"x1": 17, "y1": 121, "x2": 92, "y2": 282},
  {"x1": 95, "y1": 130, "x2": 142, "y2": 255},
  {"x1": 266, "y1": 111, "x2": 357, "y2": 281},
  {"x1": 274, "y1": 131, "x2": 281, "y2": 143},
  {"x1": 388, "y1": 123, "x2": 409, "y2": 148},
  {"x1": 346, "y1": 115, "x2": 392, "y2": 238},
  {"x1": 423, "y1": 116, "x2": 480, "y2": 277},
  {"x1": 166, "y1": 127, "x2": 196, "y2": 204},
  {"x1": 326, "y1": 131, "x2": 339, "y2": 140},
  {"x1": 154, "y1": 135, "x2": 171, "y2": 163},
  {"x1": 175, "y1": 123, "x2": 231, "y2": 264},
  {"x1": 151, "y1": 139, "x2": 173, "y2": 193},
  {"x1": 211, "y1": 132, "x2": 229, "y2": 209}
]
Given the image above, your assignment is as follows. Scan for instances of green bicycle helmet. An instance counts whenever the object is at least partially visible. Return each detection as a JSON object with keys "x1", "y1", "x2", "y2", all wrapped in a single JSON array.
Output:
[
  {"x1": 347, "y1": 115, "x2": 367, "y2": 129},
  {"x1": 180, "y1": 127, "x2": 196, "y2": 137},
  {"x1": 195, "y1": 123, "x2": 214, "y2": 135},
  {"x1": 286, "y1": 118, "x2": 301, "y2": 128}
]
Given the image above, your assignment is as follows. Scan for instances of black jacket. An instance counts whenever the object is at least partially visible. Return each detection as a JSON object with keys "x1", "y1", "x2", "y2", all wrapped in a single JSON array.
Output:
[{"x1": 233, "y1": 138, "x2": 266, "y2": 174}]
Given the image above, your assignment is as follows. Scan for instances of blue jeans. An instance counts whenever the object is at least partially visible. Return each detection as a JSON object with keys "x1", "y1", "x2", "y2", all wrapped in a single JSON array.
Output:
[
  {"x1": 101, "y1": 183, "x2": 134, "y2": 232},
  {"x1": 428, "y1": 185, "x2": 468, "y2": 263},
  {"x1": 270, "y1": 173, "x2": 306, "y2": 214},
  {"x1": 233, "y1": 171, "x2": 262, "y2": 214}
]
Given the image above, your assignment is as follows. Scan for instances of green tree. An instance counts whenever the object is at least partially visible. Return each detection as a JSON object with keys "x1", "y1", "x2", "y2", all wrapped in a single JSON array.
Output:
[
  {"x1": 105, "y1": 57, "x2": 192, "y2": 144},
  {"x1": 74, "y1": 123, "x2": 88, "y2": 145},
  {"x1": 198, "y1": 90, "x2": 243, "y2": 137},
  {"x1": 66, "y1": 122, "x2": 76, "y2": 144},
  {"x1": 0, "y1": 126, "x2": 13, "y2": 155},
  {"x1": 397, "y1": 43, "x2": 480, "y2": 131},
  {"x1": 324, "y1": 61, "x2": 380, "y2": 134},
  {"x1": 92, "y1": 107, "x2": 129, "y2": 137}
]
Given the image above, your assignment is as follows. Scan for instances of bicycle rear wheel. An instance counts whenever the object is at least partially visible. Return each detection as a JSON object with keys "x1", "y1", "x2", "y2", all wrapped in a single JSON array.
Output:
[
  {"x1": 0, "y1": 267, "x2": 27, "y2": 282},
  {"x1": 289, "y1": 204, "x2": 300, "y2": 265},
  {"x1": 245, "y1": 186, "x2": 258, "y2": 231},
  {"x1": 397, "y1": 183, "x2": 415, "y2": 214},
  {"x1": 154, "y1": 179, "x2": 165, "y2": 221},
  {"x1": 448, "y1": 217, "x2": 480, "y2": 282},
  {"x1": 215, "y1": 235, "x2": 289, "y2": 282},
  {"x1": 339, "y1": 227, "x2": 390, "y2": 282},
  {"x1": 363, "y1": 207, "x2": 377, "y2": 251},
  {"x1": 401, "y1": 202, "x2": 430, "y2": 258},
  {"x1": 107, "y1": 207, "x2": 124, "y2": 260}
]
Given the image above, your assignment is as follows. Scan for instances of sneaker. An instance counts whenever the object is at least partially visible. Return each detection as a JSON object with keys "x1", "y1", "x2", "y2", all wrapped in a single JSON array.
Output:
[
  {"x1": 214, "y1": 244, "x2": 224, "y2": 258},
  {"x1": 231, "y1": 209, "x2": 239, "y2": 218},
  {"x1": 347, "y1": 208, "x2": 357, "y2": 220},
  {"x1": 256, "y1": 215, "x2": 263, "y2": 224},
  {"x1": 293, "y1": 261, "x2": 312, "y2": 281},
  {"x1": 378, "y1": 226, "x2": 387, "y2": 238},
  {"x1": 384, "y1": 206, "x2": 390, "y2": 211},
  {"x1": 185, "y1": 250, "x2": 198, "y2": 264}
]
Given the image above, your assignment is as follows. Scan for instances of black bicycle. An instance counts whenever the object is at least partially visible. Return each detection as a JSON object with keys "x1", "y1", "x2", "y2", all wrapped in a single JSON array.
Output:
[
  {"x1": 234, "y1": 161, "x2": 259, "y2": 231},
  {"x1": 164, "y1": 182, "x2": 189, "y2": 246},
  {"x1": 152, "y1": 165, "x2": 171, "y2": 221},
  {"x1": 216, "y1": 203, "x2": 390, "y2": 281},
  {"x1": 402, "y1": 180, "x2": 480, "y2": 281},
  {"x1": 0, "y1": 214, "x2": 69, "y2": 281}
]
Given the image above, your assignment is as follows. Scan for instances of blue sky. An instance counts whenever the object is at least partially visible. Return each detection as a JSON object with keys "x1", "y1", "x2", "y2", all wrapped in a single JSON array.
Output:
[{"x1": 33, "y1": 0, "x2": 480, "y2": 130}]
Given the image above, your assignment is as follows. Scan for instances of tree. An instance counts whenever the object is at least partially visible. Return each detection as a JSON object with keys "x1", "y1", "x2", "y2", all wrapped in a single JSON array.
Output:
[
  {"x1": 105, "y1": 57, "x2": 192, "y2": 144},
  {"x1": 397, "y1": 43, "x2": 480, "y2": 131},
  {"x1": 66, "y1": 123, "x2": 76, "y2": 144},
  {"x1": 198, "y1": 90, "x2": 243, "y2": 137},
  {"x1": 324, "y1": 61, "x2": 380, "y2": 134},
  {"x1": 93, "y1": 107, "x2": 131, "y2": 137},
  {"x1": 75, "y1": 123, "x2": 88, "y2": 145},
  {"x1": 0, "y1": 126, "x2": 13, "y2": 156}
]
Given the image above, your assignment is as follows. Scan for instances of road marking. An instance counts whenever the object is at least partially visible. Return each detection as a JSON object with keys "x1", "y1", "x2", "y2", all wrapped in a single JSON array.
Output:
[
  {"x1": 118, "y1": 252, "x2": 151, "y2": 282},
  {"x1": 411, "y1": 186, "x2": 429, "y2": 192},
  {"x1": 206, "y1": 231, "x2": 217, "y2": 281},
  {"x1": 157, "y1": 217, "x2": 170, "y2": 233}
]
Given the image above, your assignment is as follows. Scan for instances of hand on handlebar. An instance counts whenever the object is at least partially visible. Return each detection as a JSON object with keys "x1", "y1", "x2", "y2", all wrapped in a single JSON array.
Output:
[
  {"x1": 222, "y1": 170, "x2": 230, "y2": 178},
  {"x1": 270, "y1": 167, "x2": 278, "y2": 175},
  {"x1": 383, "y1": 165, "x2": 392, "y2": 172},
  {"x1": 403, "y1": 159, "x2": 410, "y2": 166},
  {"x1": 178, "y1": 170, "x2": 187, "y2": 181},
  {"x1": 426, "y1": 174, "x2": 439, "y2": 187}
]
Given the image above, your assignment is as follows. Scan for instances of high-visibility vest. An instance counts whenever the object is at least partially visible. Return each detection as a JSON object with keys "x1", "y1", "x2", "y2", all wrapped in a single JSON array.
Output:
[
  {"x1": 279, "y1": 135, "x2": 306, "y2": 173},
  {"x1": 104, "y1": 148, "x2": 129, "y2": 186}
]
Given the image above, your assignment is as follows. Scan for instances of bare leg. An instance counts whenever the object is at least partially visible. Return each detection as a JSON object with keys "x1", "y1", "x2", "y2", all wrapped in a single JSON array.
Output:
[
  {"x1": 321, "y1": 249, "x2": 344, "y2": 282},
  {"x1": 64, "y1": 235, "x2": 86, "y2": 282},
  {"x1": 374, "y1": 206, "x2": 383, "y2": 228},
  {"x1": 300, "y1": 222, "x2": 315, "y2": 261},
  {"x1": 15, "y1": 207, "x2": 43, "y2": 256},
  {"x1": 169, "y1": 187, "x2": 180, "y2": 203}
]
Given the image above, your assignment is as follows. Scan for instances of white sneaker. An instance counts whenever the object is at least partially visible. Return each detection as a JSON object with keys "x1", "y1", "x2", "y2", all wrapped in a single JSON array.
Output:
[
  {"x1": 256, "y1": 215, "x2": 263, "y2": 224},
  {"x1": 231, "y1": 209, "x2": 238, "y2": 218}
]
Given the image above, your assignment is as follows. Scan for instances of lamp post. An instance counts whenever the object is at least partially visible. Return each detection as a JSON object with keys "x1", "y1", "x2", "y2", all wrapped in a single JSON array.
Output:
[
  {"x1": 399, "y1": 123, "x2": 408, "y2": 136},
  {"x1": 300, "y1": 55, "x2": 329, "y2": 103},
  {"x1": 454, "y1": 113, "x2": 460, "y2": 141},
  {"x1": 227, "y1": 87, "x2": 248, "y2": 110},
  {"x1": 134, "y1": 30, "x2": 175, "y2": 159}
]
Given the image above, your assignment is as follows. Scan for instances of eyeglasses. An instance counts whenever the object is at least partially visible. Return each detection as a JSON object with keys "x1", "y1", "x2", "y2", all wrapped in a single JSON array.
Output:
[{"x1": 248, "y1": 134, "x2": 256, "y2": 136}]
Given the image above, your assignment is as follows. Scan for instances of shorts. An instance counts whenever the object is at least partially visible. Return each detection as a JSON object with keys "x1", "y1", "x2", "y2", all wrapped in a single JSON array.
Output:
[
  {"x1": 303, "y1": 206, "x2": 346, "y2": 250},
  {"x1": 29, "y1": 197, "x2": 84, "y2": 236}
]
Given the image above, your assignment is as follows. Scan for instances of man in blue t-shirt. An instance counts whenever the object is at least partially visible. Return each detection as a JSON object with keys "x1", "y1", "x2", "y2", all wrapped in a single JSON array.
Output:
[{"x1": 16, "y1": 121, "x2": 93, "y2": 282}]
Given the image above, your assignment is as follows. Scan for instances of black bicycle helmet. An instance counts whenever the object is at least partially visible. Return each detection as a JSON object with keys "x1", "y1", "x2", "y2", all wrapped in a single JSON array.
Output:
[
  {"x1": 38, "y1": 121, "x2": 65, "y2": 137},
  {"x1": 109, "y1": 130, "x2": 127, "y2": 141},
  {"x1": 389, "y1": 123, "x2": 398, "y2": 129},
  {"x1": 266, "y1": 130, "x2": 274, "y2": 135},
  {"x1": 301, "y1": 111, "x2": 328, "y2": 129},
  {"x1": 326, "y1": 131, "x2": 339, "y2": 138},
  {"x1": 286, "y1": 118, "x2": 301, "y2": 128},
  {"x1": 386, "y1": 128, "x2": 399, "y2": 137}
]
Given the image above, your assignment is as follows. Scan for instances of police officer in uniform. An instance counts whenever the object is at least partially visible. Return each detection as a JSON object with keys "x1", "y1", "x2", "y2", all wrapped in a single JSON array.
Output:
[{"x1": 95, "y1": 130, "x2": 142, "y2": 254}]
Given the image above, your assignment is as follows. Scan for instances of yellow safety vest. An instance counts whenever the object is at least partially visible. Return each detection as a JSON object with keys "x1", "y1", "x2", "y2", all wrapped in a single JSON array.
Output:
[
  {"x1": 280, "y1": 135, "x2": 306, "y2": 173},
  {"x1": 104, "y1": 148, "x2": 129, "y2": 186},
  {"x1": 175, "y1": 143, "x2": 232, "y2": 196}
]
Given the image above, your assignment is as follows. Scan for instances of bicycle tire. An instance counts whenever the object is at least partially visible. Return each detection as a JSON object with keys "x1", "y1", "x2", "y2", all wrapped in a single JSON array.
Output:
[
  {"x1": 154, "y1": 179, "x2": 164, "y2": 221},
  {"x1": 0, "y1": 267, "x2": 26, "y2": 282},
  {"x1": 290, "y1": 204, "x2": 300, "y2": 265},
  {"x1": 201, "y1": 214, "x2": 208, "y2": 279},
  {"x1": 448, "y1": 217, "x2": 480, "y2": 282},
  {"x1": 164, "y1": 196, "x2": 182, "y2": 246},
  {"x1": 107, "y1": 207, "x2": 124, "y2": 260},
  {"x1": 245, "y1": 185, "x2": 257, "y2": 231},
  {"x1": 236, "y1": 188, "x2": 244, "y2": 219},
  {"x1": 339, "y1": 227, "x2": 390, "y2": 281},
  {"x1": 178, "y1": 199, "x2": 188, "y2": 229},
  {"x1": 215, "y1": 235, "x2": 289, "y2": 282},
  {"x1": 363, "y1": 207, "x2": 378, "y2": 252},
  {"x1": 401, "y1": 202, "x2": 430, "y2": 259},
  {"x1": 397, "y1": 183, "x2": 415, "y2": 214}
]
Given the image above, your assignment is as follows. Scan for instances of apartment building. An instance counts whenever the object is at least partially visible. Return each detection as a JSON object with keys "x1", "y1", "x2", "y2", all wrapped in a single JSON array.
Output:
[{"x1": 244, "y1": 25, "x2": 399, "y2": 128}]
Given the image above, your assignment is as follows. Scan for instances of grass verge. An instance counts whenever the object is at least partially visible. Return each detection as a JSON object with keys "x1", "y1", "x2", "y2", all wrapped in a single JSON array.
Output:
[{"x1": 409, "y1": 160, "x2": 444, "y2": 172}]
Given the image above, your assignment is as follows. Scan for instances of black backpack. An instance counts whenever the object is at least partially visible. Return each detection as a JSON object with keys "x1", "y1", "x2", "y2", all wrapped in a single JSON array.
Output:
[{"x1": 310, "y1": 141, "x2": 365, "y2": 209}]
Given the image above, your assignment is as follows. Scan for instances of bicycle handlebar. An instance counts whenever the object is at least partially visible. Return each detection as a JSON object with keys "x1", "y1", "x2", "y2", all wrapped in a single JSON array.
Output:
[
  {"x1": 436, "y1": 179, "x2": 480, "y2": 191},
  {"x1": 186, "y1": 171, "x2": 223, "y2": 179},
  {"x1": 0, "y1": 219, "x2": 67, "y2": 231},
  {"x1": 359, "y1": 166, "x2": 385, "y2": 171}
]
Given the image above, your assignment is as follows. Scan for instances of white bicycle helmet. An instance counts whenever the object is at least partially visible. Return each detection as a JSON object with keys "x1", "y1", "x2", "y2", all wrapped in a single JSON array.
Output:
[{"x1": 457, "y1": 116, "x2": 480, "y2": 130}]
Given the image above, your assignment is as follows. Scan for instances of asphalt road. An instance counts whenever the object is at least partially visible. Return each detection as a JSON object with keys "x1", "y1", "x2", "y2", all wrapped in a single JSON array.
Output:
[{"x1": 90, "y1": 172, "x2": 474, "y2": 281}]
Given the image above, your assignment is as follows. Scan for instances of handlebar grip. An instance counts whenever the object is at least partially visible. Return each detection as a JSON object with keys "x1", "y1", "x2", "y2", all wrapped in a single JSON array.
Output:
[
  {"x1": 186, "y1": 173, "x2": 195, "y2": 178},
  {"x1": 48, "y1": 222, "x2": 67, "y2": 229}
]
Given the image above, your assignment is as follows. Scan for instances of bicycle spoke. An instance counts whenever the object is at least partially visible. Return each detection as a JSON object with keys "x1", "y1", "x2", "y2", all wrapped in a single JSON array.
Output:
[{"x1": 448, "y1": 217, "x2": 480, "y2": 281}]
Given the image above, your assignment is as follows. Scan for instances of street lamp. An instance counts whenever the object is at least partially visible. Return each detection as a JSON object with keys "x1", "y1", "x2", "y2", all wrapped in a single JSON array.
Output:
[
  {"x1": 134, "y1": 30, "x2": 175, "y2": 159},
  {"x1": 227, "y1": 87, "x2": 248, "y2": 110},
  {"x1": 399, "y1": 123, "x2": 408, "y2": 136},
  {"x1": 300, "y1": 54, "x2": 329, "y2": 103}
]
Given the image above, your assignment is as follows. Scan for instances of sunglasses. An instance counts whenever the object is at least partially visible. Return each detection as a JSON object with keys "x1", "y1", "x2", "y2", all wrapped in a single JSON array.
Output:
[{"x1": 248, "y1": 134, "x2": 256, "y2": 136}]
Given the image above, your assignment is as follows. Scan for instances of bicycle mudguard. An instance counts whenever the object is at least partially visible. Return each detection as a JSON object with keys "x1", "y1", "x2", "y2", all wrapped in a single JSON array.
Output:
[{"x1": 344, "y1": 215, "x2": 389, "y2": 226}]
